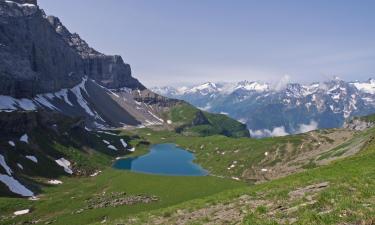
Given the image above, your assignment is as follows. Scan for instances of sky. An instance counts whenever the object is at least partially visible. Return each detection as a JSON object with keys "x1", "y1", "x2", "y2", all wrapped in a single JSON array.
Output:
[{"x1": 38, "y1": 0, "x2": 375, "y2": 87}]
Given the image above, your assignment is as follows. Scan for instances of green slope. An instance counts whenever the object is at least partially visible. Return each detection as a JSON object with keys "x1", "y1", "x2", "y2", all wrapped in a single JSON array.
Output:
[
  {"x1": 1, "y1": 113, "x2": 374, "y2": 225},
  {"x1": 121, "y1": 127, "x2": 375, "y2": 225},
  {"x1": 168, "y1": 103, "x2": 250, "y2": 138},
  {"x1": 0, "y1": 170, "x2": 244, "y2": 225}
]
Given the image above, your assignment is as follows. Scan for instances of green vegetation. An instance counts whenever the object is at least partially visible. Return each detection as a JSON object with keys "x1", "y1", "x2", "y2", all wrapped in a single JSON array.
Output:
[
  {"x1": 0, "y1": 170, "x2": 244, "y2": 225},
  {"x1": 0, "y1": 112, "x2": 248, "y2": 225},
  {"x1": 355, "y1": 113, "x2": 375, "y2": 122},
  {"x1": 128, "y1": 128, "x2": 307, "y2": 179},
  {"x1": 168, "y1": 103, "x2": 250, "y2": 138},
  {"x1": 1, "y1": 112, "x2": 375, "y2": 224},
  {"x1": 121, "y1": 127, "x2": 375, "y2": 225}
]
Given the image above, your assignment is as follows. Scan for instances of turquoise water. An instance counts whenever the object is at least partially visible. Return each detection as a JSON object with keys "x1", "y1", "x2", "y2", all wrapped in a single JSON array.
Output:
[{"x1": 113, "y1": 143, "x2": 208, "y2": 176}]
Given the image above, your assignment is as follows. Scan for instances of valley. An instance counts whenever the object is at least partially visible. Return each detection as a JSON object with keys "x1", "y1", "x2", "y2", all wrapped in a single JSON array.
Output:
[
  {"x1": 0, "y1": 1, "x2": 374, "y2": 225},
  {"x1": 1, "y1": 112, "x2": 373, "y2": 224}
]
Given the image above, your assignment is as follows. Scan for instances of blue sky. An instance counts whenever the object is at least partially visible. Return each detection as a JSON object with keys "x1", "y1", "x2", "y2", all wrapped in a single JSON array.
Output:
[{"x1": 38, "y1": 0, "x2": 375, "y2": 87}]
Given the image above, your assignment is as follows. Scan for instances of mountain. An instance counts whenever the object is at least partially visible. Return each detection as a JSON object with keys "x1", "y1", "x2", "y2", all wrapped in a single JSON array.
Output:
[
  {"x1": 0, "y1": 0, "x2": 249, "y2": 136},
  {"x1": 0, "y1": 0, "x2": 250, "y2": 199},
  {"x1": 1, "y1": 1, "x2": 373, "y2": 224},
  {"x1": 152, "y1": 78, "x2": 375, "y2": 137}
]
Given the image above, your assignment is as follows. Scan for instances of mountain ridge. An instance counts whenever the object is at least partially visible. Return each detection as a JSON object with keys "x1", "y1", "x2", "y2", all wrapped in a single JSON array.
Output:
[{"x1": 152, "y1": 78, "x2": 375, "y2": 137}]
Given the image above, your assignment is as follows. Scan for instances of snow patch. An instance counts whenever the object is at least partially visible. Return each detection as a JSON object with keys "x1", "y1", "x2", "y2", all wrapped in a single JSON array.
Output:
[
  {"x1": 55, "y1": 89, "x2": 73, "y2": 106},
  {"x1": 0, "y1": 175, "x2": 34, "y2": 197},
  {"x1": 25, "y1": 155, "x2": 38, "y2": 163},
  {"x1": 47, "y1": 180, "x2": 63, "y2": 185},
  {"x1": 17, "y1": 163, "x2": 23, "y2": 170},
  {"x1": 13, "y1": 209, "x2": 30, "y2": 216},
  {"x1": 8, "y1": 141, "x2": 15, "y2": 147},
  {"x1": 0, "y1": 155, "x2": 12, "y2": 175},
  {"x1": 34, "y1": 95, "x2": 58, "y2": 110},
  {"x1": 107, "y1": 145, "x2": 118, "y2": 151},
  {"x1": 71, "y1": 78, "x2": 95, "y2": 116},
  {"x1": 90, "y1": 170, "x2": 102, "y2": 177},
  {"x1": 0, "y1": 95, "x2": 17, "y2": 111},
  {"x1": 120, "y1": 139, "x2": 127, "y2": 148},
  {"x1": 55, "y1": 158, "x2": 73, "y2": 174},
  {"x1": 20, "y1": 134, "x2": 29, "y2": 143},
  {"x1": 97, "y1": 131, "x2": 118, "y2": 136},
  {"x1": 17, "y1": 98, "x2": 36, "y2": 110}
]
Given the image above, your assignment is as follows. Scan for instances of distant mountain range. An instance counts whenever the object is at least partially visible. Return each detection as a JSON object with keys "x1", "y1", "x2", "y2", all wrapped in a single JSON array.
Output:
[{"x1": 152, "y1": 78, "x2": 375, "y2": 137}]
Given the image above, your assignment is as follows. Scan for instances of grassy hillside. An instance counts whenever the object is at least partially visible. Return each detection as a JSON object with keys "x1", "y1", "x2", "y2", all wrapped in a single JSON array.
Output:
[
  {"x1": 122, "y1": 127, "x2": 375, "y2": 225},
  {"x1": 0, "y1": 112, "x2": 246, "y2": 225},
  {"x1": 0, "y1": 170, "x2": 244, "y2": 225},
  {"x1": 168, "y1": 103, "x2": 250, "y2": 138},
  {"x1": 1, "y1": 112, "x2": 374, "y2": 225},
  {"x1": 128, "y1": 127, "x2": 358, "y2": 182}
]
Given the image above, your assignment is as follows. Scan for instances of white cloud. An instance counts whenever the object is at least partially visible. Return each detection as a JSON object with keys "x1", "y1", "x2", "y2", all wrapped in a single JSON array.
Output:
[
  {"x1": 250, "y1": 121, "x2": 318, "y2": 138},
  {"x1": 296, "y1": 120, "x2": 318, "y2": 133},
  {"x1": 271, "y1": 126, "x2": 289, "y2": 136},
  {"x1": 272, "y1": 74, "x2": 291, "y2": 91},
  {"x1": 250, "y1": 126, "x2": 289, "y2": 138}
]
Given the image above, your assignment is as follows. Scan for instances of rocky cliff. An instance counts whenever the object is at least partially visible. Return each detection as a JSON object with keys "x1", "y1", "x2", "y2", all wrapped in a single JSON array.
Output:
[{"x1": 0, "y1": 0, "x2": 144, "y2": 98}]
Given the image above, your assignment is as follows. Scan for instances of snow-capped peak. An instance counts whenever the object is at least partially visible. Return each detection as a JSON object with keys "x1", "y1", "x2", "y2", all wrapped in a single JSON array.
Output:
[
  {"x1": 234, "y1": 81, "x2": 269, "y2": 92},
  {"x1": 190, "y1": 82, "x2": 218, "y2": 93},
  {"x1": 352, "y1": 78, "x2": 375, "y2": 94}
]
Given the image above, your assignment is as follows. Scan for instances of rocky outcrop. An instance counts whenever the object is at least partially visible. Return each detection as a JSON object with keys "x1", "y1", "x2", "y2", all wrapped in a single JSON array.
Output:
[
  {"x1": 344, "y1": 118, "x2": 374, "y2": 131},
  {"x1": 133, "y1": 88, "x2": 180, "y2": 107},
  {"x1": 0, "y1": 0, "x2": 144, "y2": 98}
]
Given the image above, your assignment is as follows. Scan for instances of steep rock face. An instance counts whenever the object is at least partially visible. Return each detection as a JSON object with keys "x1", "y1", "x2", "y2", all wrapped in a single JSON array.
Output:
[
  {"x1": 46, "y1": 15, "x2": 145, "y2": 90},
  {"x1": 84, "y1": 55, "x2": 144, "y2": 90},
  {"x1": 0, "y1": 0, "x2": 83, "y2": 97},
  {"x1": 0, "y1": 0, "x2": 144, "y2": 98}
]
